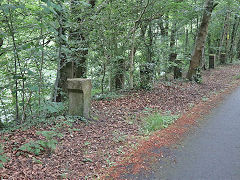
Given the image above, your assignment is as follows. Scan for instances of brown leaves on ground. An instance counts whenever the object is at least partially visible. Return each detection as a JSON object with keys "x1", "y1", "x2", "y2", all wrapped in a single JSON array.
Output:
[{"x1": 1, "y1": 65, "x2": 240, "y2": 179}]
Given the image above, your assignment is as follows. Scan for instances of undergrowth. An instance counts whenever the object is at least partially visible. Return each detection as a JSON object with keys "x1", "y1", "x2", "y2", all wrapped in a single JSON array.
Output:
[
  {"x1": 233, "y1": 74, "x2": 240, "y2": 80},
  {"x1": 1, "y1": 115, "x2": 87, "y2": 133},
  {"x1": 0, "y1": 144, "x2": 8, "y2": 168},
  {"x1": 144, "y1": 112, "x2": 179, "y2": 133},
  {"x1": 93, "y1": 91, "x2": 122, "y2": 101},
  {"x1": 18, "y1": 131, "x2": 63, "y2": 156}
]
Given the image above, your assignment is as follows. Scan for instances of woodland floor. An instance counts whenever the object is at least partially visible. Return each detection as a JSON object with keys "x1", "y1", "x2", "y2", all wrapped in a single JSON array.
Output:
[{"x1": 1, "y1": 65, "x2": 240, "y2": 179}]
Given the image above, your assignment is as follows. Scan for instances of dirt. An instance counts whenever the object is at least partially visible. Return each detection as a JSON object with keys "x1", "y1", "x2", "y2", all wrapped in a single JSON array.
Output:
[{"x1": 1, "y1": 65, "x2": 240, "y2": 179}]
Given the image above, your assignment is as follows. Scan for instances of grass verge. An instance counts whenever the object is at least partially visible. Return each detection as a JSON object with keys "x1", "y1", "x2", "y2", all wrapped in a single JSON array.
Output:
[{"x1": 144, "y1": 112, "x2": 179, "y2": 133}]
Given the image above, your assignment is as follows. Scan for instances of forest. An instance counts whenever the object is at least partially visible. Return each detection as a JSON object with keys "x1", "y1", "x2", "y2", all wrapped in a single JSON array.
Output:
[{"x1": 1, "y1": 0, "x2": 240, "y2": 179}]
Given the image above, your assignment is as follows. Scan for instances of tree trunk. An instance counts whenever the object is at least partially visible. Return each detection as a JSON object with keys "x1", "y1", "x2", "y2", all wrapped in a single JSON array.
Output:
[
  {"x1": 53, "y1": 0, "x2": 96, "y2": 102},
  {"x1": 237, "y1": 37, "x2": 240, "y2": 60},
  {"x1": 140, "y1": 23, "x2": 154, "y2": 89},
  {"x1": 159, "y1": 15, "x2": 169, "y2": 37},
  {"x1": 115, "y1": 58, "x2": 125, "y2": 90},
  {"x1": 185, "y1": 28, "x2": 189, "y2": 53},
  {"x1": 229, "y1": 15, "x2": 239, "y2": 63},
  {"x1": 169, "y1": 22, "x2": 177, "y2": 73},
  {"x1": 217, "y1": 12, "x2": 230, "y2": 63},
  {"x1": 187, "y1": 0, "x2": 217, "y2": 80},
  {"x1": 0, "y1": 33, "x2": 5, "y2": 127},
  {"x1": 69, "y1": 0, "x2": 90, "y2": 78},
  {"x1": 201, "y1": 47, "x2": 206, "y2": 70},
  {"x1": 207, "y1": 33, "x2": 214, "y2": 54},
  {"x1": 129, "y1": 1, "x2": 150, "y2": 89},
  {"x1": 129, "y1": 26, "x2": 137, "y2": 89},
  {"x1": 174, "y1": 58, "x2": 182, "y2": 79},
  {"x1": 53, "y1": 4, "x2": 69, "y2": 102}
]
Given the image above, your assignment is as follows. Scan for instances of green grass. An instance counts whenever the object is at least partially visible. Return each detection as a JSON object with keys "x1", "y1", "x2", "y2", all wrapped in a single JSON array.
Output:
[
  {"x1": 202, "y1": 96, "x2": 209, "y2": 102},
  {"x1": 91, "y1": 89, "x2": 102, "y2": 96},
  {"x1": 92, "y1": 91, "x2": 122, "y2": 100},
  {"x1": 0, "y1": 144, "x2": 8, "y2": 168},
  {"x1": 144, "y1": 112, "x2": 179, "y2": 133},
  {"x1": 233, "y1": 74, "x2": 240, "y2": 80}
]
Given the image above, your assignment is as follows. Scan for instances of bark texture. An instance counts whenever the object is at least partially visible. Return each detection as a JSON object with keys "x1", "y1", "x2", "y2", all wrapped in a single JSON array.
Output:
[
  {"x1": 54, "y1": 0, "x2": 96, "y2": 102},
  {"x1": 187, "y1": 0, "x2": 217, "y2": 80}
]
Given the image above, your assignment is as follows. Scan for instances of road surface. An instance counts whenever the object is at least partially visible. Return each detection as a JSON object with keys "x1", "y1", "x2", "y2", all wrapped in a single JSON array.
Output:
[{"x1": 125, "y1": 87, "x2": 240, "y2": 180}]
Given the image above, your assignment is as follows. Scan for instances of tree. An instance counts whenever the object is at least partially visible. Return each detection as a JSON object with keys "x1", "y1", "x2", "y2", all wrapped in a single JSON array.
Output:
[
  {"x1": 53, "y1": 0, "x2": 96, "y2": 102},
  {"x1": 187, "y1": 0, "x2": 217, "y2": 81},
  {"x1": 1, "y1": 0, "x2": 240, "y2": 125}
]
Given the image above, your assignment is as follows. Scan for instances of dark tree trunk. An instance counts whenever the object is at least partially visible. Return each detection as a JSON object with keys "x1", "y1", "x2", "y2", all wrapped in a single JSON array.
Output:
[
  {"x1": 229, "y1": 15, "x2": 239, "y2": 63},
  {"x1": 140, "y1": 63, "x2": 154, "y2": 89},
  {"x1": 201, "y1": 47, "x2": 207, "y2": 70},
  {"x1": 69, "y1": 0, "x2": 89, "y2": 78},
  {"x1": 220, "y1": 53, "x2": 226, "y2": 64},
  {"x1": 54, "y1": 0, "x2": 96, "y2": 102},
  {"x1": 185, "y1": 28, "x2": 189, "y2": 53},
  {"x1": 207, "y1": 33, "x2": 214, "y2": 54},
  {"x1": 168, "y1": 22, "x2": 177, "y2": 73},
  {"x1": 159, "y1": 15, "x2": 169, "y2": 37},
  {"x1": 140, "y1": 23, "x2": 155, "y2": 89},
  {"x1": 187, "y1": 0, "x2": 217, "y2": 80},
  {"x1": 237, "y1": 37, "x2": 240, "y2": 59},
  {"x1": 174, "y1": 59, "x2": 182, "y2": 79},
  {"x1": 217, "y1": 12, "x2": 230, "y2": 63},
  {"x1": 115, "y1": 58, "x2": 125, "y2": 90}
]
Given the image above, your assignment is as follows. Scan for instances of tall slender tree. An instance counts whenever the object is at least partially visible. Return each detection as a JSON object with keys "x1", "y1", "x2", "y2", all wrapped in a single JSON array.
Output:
[{"x1": 187, "y1": 0, "x2": 217, "y2": 80}]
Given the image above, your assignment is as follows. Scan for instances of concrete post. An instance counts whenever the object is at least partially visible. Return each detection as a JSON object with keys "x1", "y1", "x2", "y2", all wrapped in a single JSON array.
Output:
[
  {"x1": 67, "y1": 78, "x2": 92, "y2": 118},
  {"x1": 209, "y1": 54, "x2": 215, "y2": 69}
]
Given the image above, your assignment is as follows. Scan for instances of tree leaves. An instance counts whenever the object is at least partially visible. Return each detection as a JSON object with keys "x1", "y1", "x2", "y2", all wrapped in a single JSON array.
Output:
[{"x1": 0, "y1": 4, "x2": 25, "y2": 13}]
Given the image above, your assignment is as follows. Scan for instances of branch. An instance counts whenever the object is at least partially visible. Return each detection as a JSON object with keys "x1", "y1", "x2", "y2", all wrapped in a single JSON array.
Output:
[
  {"x1": 135, "y1": 0, "x2": 150, "y2": 24},
  {"x1": 213, "y1": 3, "x2": 218, "y2": 9},
  {"x1": 0, "y1": 38, "x2": 3, "y2": 47},
  {"x1": 140, "y1": 13, "x2": 163, "y2": 23}
]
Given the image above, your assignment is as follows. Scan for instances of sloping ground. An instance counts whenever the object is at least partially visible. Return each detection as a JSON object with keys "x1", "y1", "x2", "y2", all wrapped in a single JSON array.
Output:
[{"x1": 1, "y1": 65, "x2": 240, "y2": 179}]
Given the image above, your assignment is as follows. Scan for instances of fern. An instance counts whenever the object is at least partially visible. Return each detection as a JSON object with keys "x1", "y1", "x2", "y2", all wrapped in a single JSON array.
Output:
[{"x1": 19, "y1": 131, "x2": 62, "y2": 156}]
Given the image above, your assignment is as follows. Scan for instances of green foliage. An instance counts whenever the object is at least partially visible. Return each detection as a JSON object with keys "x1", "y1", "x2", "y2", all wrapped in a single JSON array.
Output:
[
  {"x1": 19, "y1": 131, "x2": 62, "y2": 155},
  {"x1": 91, "y1": 89, "x2": 102, "y2": 97},
  {"x1": 112, "y1": 130, "x2": 126, "y2": 143},
  {"x1": 40, "y1": 101, "x2": 66, "y2": 116},
  {"x1": 104, "y1": 152, "x2": 116, "y2": 167},
  {"x1": 202, "y1": 96, "x2": 209, "y2": 102},
  {"x1": 1, "y1": 0, "x2": 240, "y2": 128},
  {"x1": 233, "y1": 74, "x2": 240, "y2": 80},
  {"x1": 193, "y1": 68, "x2": 202, "y2": 84},
  {"x1": 0, "y1": 144, "x2": 8, "y2": 168},
  {"x1": 19, "y1": 141, "x2": 44, "y2": 156},
  {"x1": 32, "y1": 157, "x2": 42, "y2": 164},
  {"x1": 144, "y1": 112, "x2": 179, "y2": 133}
]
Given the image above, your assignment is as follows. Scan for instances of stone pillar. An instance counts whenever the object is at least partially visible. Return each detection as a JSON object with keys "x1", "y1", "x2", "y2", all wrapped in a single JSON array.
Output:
[
  {"x1": 220, "y1": 53, "x2": 226, "y2": 64},
  {"x1": 67, "y1": 78, "x2": 92, "y2": 118},
  {"x1": 174, "y1": 59, "x2": 182, "y2": 79},
  {"x1": 209, "y1": 54, "x2": 215, "y2": 69}
]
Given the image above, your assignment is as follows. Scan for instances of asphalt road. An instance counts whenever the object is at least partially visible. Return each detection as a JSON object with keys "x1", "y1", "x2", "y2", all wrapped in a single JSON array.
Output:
[{"x1": 129, "y1": 87, "x2": 240, "y2": 180}]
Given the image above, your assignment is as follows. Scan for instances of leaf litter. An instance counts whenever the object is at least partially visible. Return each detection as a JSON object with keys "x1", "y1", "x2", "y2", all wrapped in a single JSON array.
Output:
[{"x1": 1, "y1": 65, "x2": 240, "y2": 179}]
